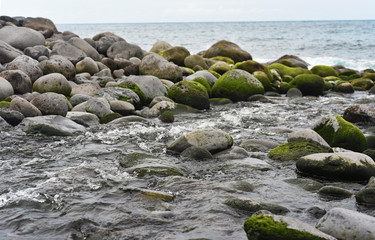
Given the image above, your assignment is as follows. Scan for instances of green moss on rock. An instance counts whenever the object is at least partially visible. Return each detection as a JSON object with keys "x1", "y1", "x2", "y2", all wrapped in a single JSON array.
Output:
[
  {"x1": 120, "y1": 152, "x2": 158, "y2": 168},
  {"x1": 244, "y1": 214, "x2": 327, "y2": 240},
  {"x1": 289, "y1": 74, "x2": 325, "y2": 96},
  {"x1": 233, "y1": 60, "x2": 274, "y2": 81},
  {"x1": 311, "y1": 65, "x2": 338, "y2": 77},
  {"x1": 0, "y1": 101, "x2": 10, "y2": 110},
  {"x1": 269, "y1": 63, "x2": 311, "y2": 78},
  {"x1": 117, "y1": 80, "x2": 147, "y2": 104},
  {"x1": 203, "y1": 40, "x2": 252, "y2": 63},
  {"x1": 211, "y1": 69, "x2": 264, "y2": 102},
  {"x1": 350, "y1": 78, "x2": 374, "y2": 90},
  {"x1": 100, "y1": 112, "x2": 122, "y2": 124},
  {"x1": 363, "y1": 72, "x2": 375, "y2": 81},
  {"x1": 160, "y1": 46, "x2": 190, "y2": 66},
  {"x1": 313, "y1": 114, "x2": 367, "y2": 152},
  {"x1": 159, "y1": 110, "x2": 174, "y2": 123},
  {"x1": 210, "y1": 56, "x2": 235, "y2": 65},
  {"x1": 168, "y1": 80, "x2": 210, "y2": 110},
  {"x1": 253, "y1": 71, "x2": 274, "y2": 92},
  {"x1": 191, "y1": 77, "x2": 212, "y2": 96},
  {"x1": 268, "y1": 142, "x2": 328, "y2": 161},
  {"x1": 208, "y1": 61, "x2": 231, "y2": 75}
]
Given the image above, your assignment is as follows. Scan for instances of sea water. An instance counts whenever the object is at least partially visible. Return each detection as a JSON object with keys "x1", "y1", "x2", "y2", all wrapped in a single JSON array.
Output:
[{"x1": 57, "y1": 20, "x2": 375, "y2": 70}]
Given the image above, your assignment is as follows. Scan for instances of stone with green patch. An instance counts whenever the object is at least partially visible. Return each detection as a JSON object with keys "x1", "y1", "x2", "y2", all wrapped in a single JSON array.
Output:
[
  {"x1": 311, "y1": 65, "x2": 338, "y2": 77},
  {"x1": 168, "y1": 80, "x2": 210, "y2": 110},
  {"x1": 289, "y1": 74, "x2": 325, "y2": 96},
  {"x1": 225, "y1": 198, "x2": 289, "y2": 215},
  {"x1": 269, "y1": 63, "x2": 311, "y2": 78},
  {"x1": 268, "y1": 142, "x2": 328, "y2": 161},
  {"x1": 203, "y1": 40, "x2": 252, "y2": 63},
  {"x1": 160, "y1": 46, "x2": 191, "y2": 66}
]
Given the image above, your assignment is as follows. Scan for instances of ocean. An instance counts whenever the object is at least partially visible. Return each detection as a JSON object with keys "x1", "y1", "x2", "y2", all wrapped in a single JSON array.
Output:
[{"x1": 57, "y1": 20, "x2": 375, "y2": 70}]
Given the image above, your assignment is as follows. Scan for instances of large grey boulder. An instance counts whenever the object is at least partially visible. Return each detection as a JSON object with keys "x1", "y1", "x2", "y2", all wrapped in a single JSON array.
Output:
[
  {"x1": 0, "y1": 26, "x2": 45, "y2": 50},
  {"x1": 109, "y1": 100, "x2": 135, "y2": 116},
  {"x1": 50, "y1": 40, "x2": 87, "y2": 64},
  {"x1": 167, "y1": 128, "x2": 233, "y2": 154},
  {"x1": 30, "y1": 92, "x2": 69, "y2": 116},
  {"x1": 18, "y1": 115, "x2": 85, "y2": 136},
  {"x1": 296, "y1": 152, "x2": 375, "y2": 181},
  {"x1": 316, "y1": 207, "x2": 375, "y2": 240},
  {"x1": 185, "y1": 70, "x2": 218, "y2": 86},
  {"x1": 33, "y1": 73, "x2": 72, "y2": 96},
  {"x1": 96, "y1": 87, "x2": 141, "y2": 109},
  {"x1": 6, "y1": 55, "x2": 43, "y2": 82},
  {"x1": 0, "y1": 40, "x2": 23, "y2": 64},
  {"x1": 288, "y1": 128, "x2": 331, "y2": 151},
  {"x1": 0, "y1": 70, "x2": 32, "y2": 94},
  {"x1": 71, "y1": 83, "x2": 101, "y2": 97},
  {"x1": 96, "y1": 36, "x2": 118, "y2": 55},
  {"x1": 10, "y1": 97, "x2": 42, "y2": 117},
  {"x1": 139, "y1": 53, "x2": 183, "y2": 82},
  {"x1": 0, "y1": 77, "x2": 14, "y2": 100},
  {"x1": 38, "y1": 55, "x2": 76, "y2": 80},
  {"x1": 107, "y1": 41, "x2": 143, "y2": 60},
  {"x1": 68, "y1": 37, "x2": 101, "y2": 61}
]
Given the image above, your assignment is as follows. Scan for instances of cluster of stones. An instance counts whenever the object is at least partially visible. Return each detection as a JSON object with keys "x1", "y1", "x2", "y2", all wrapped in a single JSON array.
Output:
[{"x1": 1, "y1": 16, "x2": 375, "y2": 240}]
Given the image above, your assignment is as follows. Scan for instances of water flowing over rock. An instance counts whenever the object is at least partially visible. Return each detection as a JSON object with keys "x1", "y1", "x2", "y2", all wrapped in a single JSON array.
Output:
[
  {"x1": 316, "y1": 208, "x2": 375, "y2": 240},
  {"x1": 18, "y1": 115, "x2": 85, "y2": 136},
  {"x1": 355, "y1": 176, "x2": 375, "y2": 205},
  {"x1": 0, "y1": 26, "x2": 45, "y2": 50},
  {"x1": 167, "y1": 128, "x2": 233, "y2": 154}
]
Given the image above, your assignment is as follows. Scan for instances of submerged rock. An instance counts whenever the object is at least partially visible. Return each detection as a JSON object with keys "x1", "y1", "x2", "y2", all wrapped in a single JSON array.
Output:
[
  {"x1": 244, "y1": 211, "x2": 336, "y2": 240},
  {"x1": 225, "y1": 198, "x2": 289, "y2": 215},
  {"x1": 316, "y1": 207, "x2": 375, "y2": 240},
  {"x1": 296, "y1": 152, "x2": 375, "y2": 181},
  {"x1": 317, "y1": 186, "x2": 352, "y2": 199},
  {"x1": 18, "y1": 115, "x2": 85, "y2": 136},
  {"x1": 355, "y1": 176, "x2": 375, "y2": 205}
]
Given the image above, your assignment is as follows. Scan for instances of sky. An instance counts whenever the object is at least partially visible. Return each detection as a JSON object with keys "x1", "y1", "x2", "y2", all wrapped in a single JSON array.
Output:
[{"x1": 0, "y1": 0, "x2": 374, "y2": 24}]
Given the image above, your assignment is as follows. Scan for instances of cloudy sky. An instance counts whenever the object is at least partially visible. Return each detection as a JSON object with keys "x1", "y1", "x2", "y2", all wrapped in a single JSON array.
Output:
[{"x1": 0, "y1": 0, "x2": 374, "y2": 24}]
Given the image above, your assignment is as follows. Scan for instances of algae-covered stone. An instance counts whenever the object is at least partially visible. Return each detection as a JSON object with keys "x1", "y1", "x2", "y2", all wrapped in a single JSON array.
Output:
[
  {"x1": 150, "y1": 40, "x2": 173, "y2": 54},
  {"x1": 208, "y1": 61, "x2": 231, "y2": 75},
  {"x1": 185, "y1": 70, "x2": 218, "y2": 86},
  {"x1": 289, "y1": 74, "x2": 325, "y2": 96},
  {"x1": 318, "y1": 186, "x2": 352, "y2": 199},
  {"x1": 268, "y1": 55, "x2": 310, "y2": 69},
  {"x1": 209, "y1": 56, "x2": 235, "y2": 65},
  {"x1": 269, "y1": 63, "x2": 311, "y2": 78},
  {"x1": 168, "y1": 80, "x2": 210, "y2": 110},
  {"x1": 311, "y1": 65, "x2": 338, "y2": 77},
  {"x1": 233, "y1": 60, "x2": 273, "y2": 81},
  {"x1": 159, "y1": 110, "x2": 174, "y2": 123},
  {"x1": 355, "y1": 176, "x2": 375, "y2": 205},
  {"x1": 350, "y1": 78, "x2": 374, "y2": 90},
  {"x1": 268, "y1": 142, "x2": 328, "y2": 161},
  {"x1": 333, "y1": 81, "x2": 354, "y2": 93},
  {"x1": 312, "y1": 114, "x2": 367, "y2": 152},
  {"x1": 296, "y1": 152, "x2": 375, "y2": 181},
  {"x1": 225, "y1": 198, "x2": 289, "y2": 215},
  {"x1": 180, "y1": 146, "x2": 213, "y2": 160},
  {"x1": 191, "y1": 77, "x2": 212, "y2": 95},
  {"x1": 33, "y1": 73, "x2": 72, "y2": 96},
  {"x1": 203, "y1": 40, "x2": 252, "y2": 63},
  {"x1": 100, "y1": 112, "x2": 122, "y2": 124},
  {"x1": 244, "y1": 213, "x2": 336, "y2": 240},
  {"x1": 288, "y1": 129, "x2": 331, "y2": 151},
  {"x1": 184, "y1": 54, "x2": 208, "y2": 69},
  {"x1": 316, "y1": 207, "x2": 375, "y2": 240},
  {"x1": 253, "y1": 71, "x2": 274, "y2": 92},
  {"x1": 167, "y1": 128, "x2": 233, "y2": 154},
  {"x1": 284, "y1": 178, "x2": 324, "y2": 192},
  {"x1": 160, "y1": 46, "x2": 190, "y2": 66},
  {"x1": 211, "y1": 69, "x2": 264, "y2": 102}
]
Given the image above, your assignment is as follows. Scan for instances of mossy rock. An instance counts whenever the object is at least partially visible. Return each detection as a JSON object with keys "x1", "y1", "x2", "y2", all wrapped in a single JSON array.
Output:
[
  {"x1": 289, "y1": 74, "x2": 325, "y2": 96},
  {"x1": 211, "y1": 69, "x2": 264, "y2": 102},
  {"x1": 269, "y1": 63, "x2": 311, "y2": 78},
  {"x1": 160, "y1": 46, "x2": 190, "y2": 66},
  {"x1": 244, "y1": 214, "x2": 331, "y2": 240},
  {"x1": 362, "y1": 72, "x2": 375, "y2": 81},
  {"x1": 253, "y1": 71, "x2": 274, "y2": 92},
  {"x1": 233, "y1": 60, "x2": 273, "y2": 81},
  {"x1": 350, "y1": 78, "x2": 374, "y2": 90},
  {"x1": 283, "y1": 75, "x2": 294, "y2": 83},
  {"x1": 355, "y1": 176, "x2": 375, "y2": 205},
  {"x1": 333, "y1": 81, "x2": 354, "y2": 93},
  {"x1": 203, "y1": 40, "x2": 252, "y2": 63},
  {"x1": 311, "y1": 65, "x2": 338, "y2": 77},
  {"x1": 339, "y1": 73, "x2": 361, "y2": 80},
  {"x1": 184, "y1": 54, "x2": 208, "y2": 69},
  {"x1": 119, "y1": 152, "x2": 158, "y2": 168},
  {"x1": 363, "y1": 149, "x2": 375, "y2": 160},
  {"x1": 313, "y1": 114, "x2": 367, "y2": 152},
  {"x1": 208, "y1": 70, "x2": 221, "y2": 79},
  {"x1": 208, "y1": 61, "x2": 231, "y2": 75},
  {"x1": 117, "y1": 80, "x2": 147, "y2": 104},
  {"x1": 318, "y1": 186, "x2": 352, "y2": 198},
  {"x1": 324, "y1": 81, "x2": 333, "y2": 91},
  {"x1": 100, "y1": 112, "x2": 122, "y2": 124},
  {"x1": 210, "y1": 56, "x2": 235, "y2": 65},
  {"x1": 209, "y1": 98, "x2": 233, "y2": 105},
  {"x1": 168, "y1": 80, "x2": 210, "y2": 110},
  {"x1": 159, "y1": 110, "x2": 174, "y2": 123},
  {"x1": 268, "y1": 142, "x2": 328, "y2": 161},
  {"x1": 284, "y1": 178, "x2": 324, "y2": 192},
  {"x1": 191, "y1": 77, "x2": 212, "y2": 96},
  {"x1": 0, "y1": 101, "x2": 10, "y2": 110},
  {"x1": 130, "y1": 163, "x2": 184, "y2": 177},
  {"x1": 275, "y1": 81, "x2": 291, "y2": 94}
]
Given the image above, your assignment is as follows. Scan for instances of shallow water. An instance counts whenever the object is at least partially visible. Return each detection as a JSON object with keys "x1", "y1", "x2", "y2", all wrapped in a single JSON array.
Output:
[{"x1": 1, "y1": 91, "x2": 375, "y2": 239}]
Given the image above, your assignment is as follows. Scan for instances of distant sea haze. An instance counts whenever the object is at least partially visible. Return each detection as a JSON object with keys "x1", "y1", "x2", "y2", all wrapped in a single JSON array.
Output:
[{"x1": 57, "y1": 20, "x2": 375, "y2": 70}]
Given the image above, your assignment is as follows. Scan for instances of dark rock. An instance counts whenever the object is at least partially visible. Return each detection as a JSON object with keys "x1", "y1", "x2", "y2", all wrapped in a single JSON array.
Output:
[
  {"x1": 0, "y1": 109, "x2": 24, "y2": 126},
  {"x1": 343, "y1": 105, "x2": 375, "y2": 124},
  {"x1": 24, "y1": 45, "x2": 50, "y2": 60},
  {"x1": 0, "y1": 70, "x2": 32, "y2": 94},
  {"x1": 355, "y1": 176, "x2": 375, "y2": 205}
]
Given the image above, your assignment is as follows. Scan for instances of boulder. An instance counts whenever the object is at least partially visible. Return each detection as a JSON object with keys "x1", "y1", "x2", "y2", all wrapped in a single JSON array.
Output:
[
  {"x1": 109, "y1": 100, "x2": 135, "y2": 116},
  {"x1": 316, "y1": 208, "x2": 375, "y2": 240},
  {"x1": 68, "y1": 37, "x2": 101, "y2": 61},
  {"x1": 311, "y1": 65, "x2": 338, "y2": 77},
  {"x1": 5, "y1": 55, "x2": 43, "y2": 82},
  {"x1": 0, "y1": 70, "x2": 32, "y2": 94},
  {"x1": 95, "y1": 36, "x2": 118, "y2": 55},
  {"x1": 30, "y1": 92, "x2": 69, "y2": 116},
  {"x1": 96, "y1": 87, "x2": 141, "y2": 109},
  {"x1": 203, "y1": 40, "x2": 252, "y2": 63},
  {"x1": 0, "y1": 40, "x2": 23, "y2": 64},
  {"x1": 286, "y1": 88, "x2": 303, "y2": 98},
  {"x1": 22, "y1": 17, "x2": 57, "y2": 36},
  {"x1": 0, "y1": 77, "x2": 14, "y2": 100},
  {"x1": 268, "y1": 142, "x2": 329, "y2": 161},
  {"x1": 350, "y1": 78, "x2": 374, "y2": 90},
  {"x1": 318, "y1": 186, "x2": 352, "y2": 199},
  {"x1": 180, "y1": 146, "x2": 213, "y2": 160},
  {"x1": 106, "y1": 41, "x2": 143, "y2": 60},
  {"x1": 185, "y1": 70, "x2": 218, "y2": 86},
  {"x1": 268, "y1": 55, "x2": 310, "y2": 69},
  {"x1": 150, "y1": 40, "x2": 173, "y2": 53},
  {"x1": 0, "y1": 109, "x2": 24, "y2": 126},
  {"x1": 92, "y1": 32, "x2": 124, "y2": 41},
  {"x1": 139, "y1": 53, "x2": 183, "y2": 82},
  {"x1": 69, "y1": 94, "x2": 92, "y2": 107},
  {"x1": 355, "y1": 176, "x2": 375, "y2": 205},
  {"x1": 312, "y1": 114, "x2": 367, "y2": 152},
  {"x1": 38, "y1": 55, "x2": 76, "y2": 80},
  {"x1": 333, "y1": 81, "x2": 354, "y2": 93},
  {"x1": 343, "y1": 105, "x2": 375, "y2": 124},
  {"x1": 75, "y1": 57, "x2": 99, "y2": 75},
  {"x1": 167, "y1": 128, "x2": 233, "y2": 154},
  {"x1": 269, "y1": 63, "x2": 311, "y2": 78},
  {"x1": 10, "y1": 97, "x2": 42, "y2": 117},
  {"x1": 18, "y1": 115, "x2": 85, "y2": 136},
  {"x1": 284, "y1": 178, "x2": 324, "y2": 192},
  {"x1": 288, "y1": 129, "x2": 331, "y2": 151},
  {"x1": 168, "y1": 80, "x2": 210, "y2": 110},
  {"x1": 296, "y1": 152, "x2": 375, "y2": 181},
  {"x1": 85, "y1": 97, "x2": 113, "y2": 118},
  {"x1": 160, "y1": 46, "x2": 190, "y2": 66},
  {"x1": 184, "y1": 54, "x2": 208, "y2": 69},
  {"x1": 253, "y1": 71, "x2": 274, "y2": 92},
  {"x1": 50, "y1": 40, "x2": 87, "y2": 64},
  {"x1": 289, "y1": 74, "x2": 325, "y2": 96},
  {"x1": 244, "y1": 212, "x2": 336, "y2": 240},
  {"x1": 208, "y1": 61, "x2": 231, "y2": 75},
  {"x1": 211, "y1": 69, "x2": 264, "y2": 102},
  {"x1": 66, "y1": 111, "x2": 99, "y2": 127},
  {"x1": 33, "y1": 73, "x2": 72, "y2": 96},
  {"x1": 71, "y1": 83, "x2": 101, "y2": 96},
  {"x1": 0, "y1": 26, "x2": 45, "y2": 50},
  {"x1": 233, "y1": 60, "x2": 274, "y2": 81}
]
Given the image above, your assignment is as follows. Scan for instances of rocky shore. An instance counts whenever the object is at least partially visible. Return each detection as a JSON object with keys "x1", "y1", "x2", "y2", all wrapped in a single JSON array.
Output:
[{"x1": 1, "y1": 16, "x2": 375, "y2": 239}]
